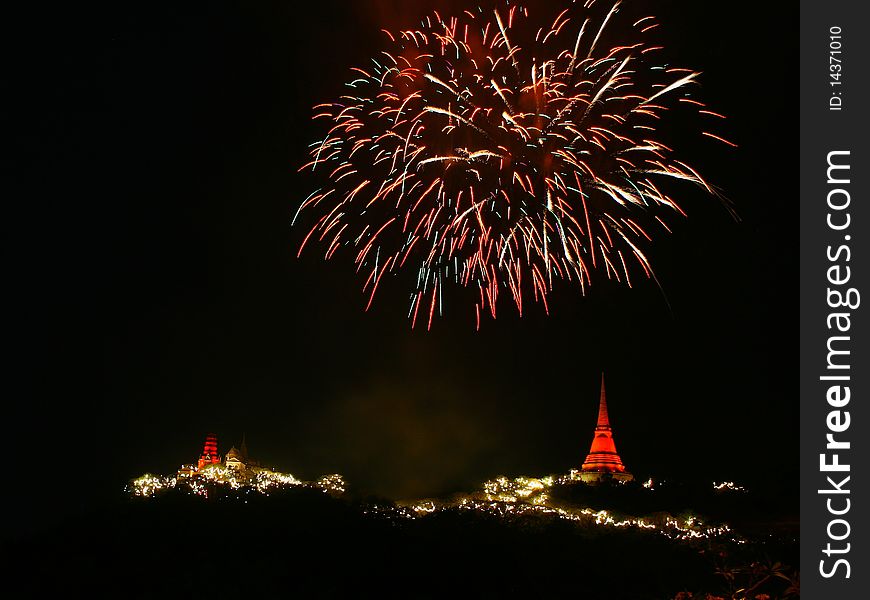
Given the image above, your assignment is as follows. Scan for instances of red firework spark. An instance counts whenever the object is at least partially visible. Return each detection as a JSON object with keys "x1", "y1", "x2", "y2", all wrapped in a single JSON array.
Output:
[{"x1": 296, "y1": 0, "x2": 734, "y2": 329}]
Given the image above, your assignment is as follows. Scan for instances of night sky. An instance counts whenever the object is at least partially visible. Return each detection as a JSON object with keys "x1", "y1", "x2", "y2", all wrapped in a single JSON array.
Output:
[{"x1": 12, "y1": 0, "x2": 796, "y2": 537}]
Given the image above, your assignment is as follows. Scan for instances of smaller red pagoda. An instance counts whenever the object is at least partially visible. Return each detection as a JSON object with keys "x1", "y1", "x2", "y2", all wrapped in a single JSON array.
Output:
[
  {"x1": 197, "y1": 433, "x2": 221, "y2": 470},
  {"x1": 576, "y1": 375, "x2": 633, "y2": 483}
]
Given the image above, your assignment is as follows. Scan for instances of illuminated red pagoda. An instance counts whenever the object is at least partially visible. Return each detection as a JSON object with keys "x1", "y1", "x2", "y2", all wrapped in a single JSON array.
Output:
[
  {"x1": 197, "y1": 433, "x2": 221, "y2": 470},
  {"x1": 577, "y1": 375, "x2": 633, "y2": 483}
]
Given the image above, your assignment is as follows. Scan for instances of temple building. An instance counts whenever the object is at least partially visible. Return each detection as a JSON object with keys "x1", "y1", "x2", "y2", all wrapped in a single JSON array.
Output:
[
  {"x1": 225, "y1": 435, "x2": 261, "y2": 475},
  {"x1": 178, "y1": 433, "x2": 262, "y2": 479},
  {"x1": 574, "y1": 374, "x2": 633, "y2": 484}
]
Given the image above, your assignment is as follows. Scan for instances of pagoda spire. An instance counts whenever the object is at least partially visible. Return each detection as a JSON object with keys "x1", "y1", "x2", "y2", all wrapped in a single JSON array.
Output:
[
  {"x1": 596, "y1": 373, "x2": 610, "y2": 429},
  {"x1": 578, "y1": 374, "x2": 633, "y2": 482}
]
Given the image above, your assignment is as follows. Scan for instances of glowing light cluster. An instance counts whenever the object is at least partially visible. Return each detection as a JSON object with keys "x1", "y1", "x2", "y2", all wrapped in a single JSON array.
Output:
[
  {"x1": 482, "y1": 475, "x2": 554, "y2": 504},
  {"x1": 315, "y1": 474, "x2": 348, "y2": 495},
  {"x1": 129, "y1": 467, "x2": 739, "y2": 545},
  {"x1": 297, "y1": 0, "x2": 733, "y2": 327},
  {"x1": 128, "y1": 467, "x2": 345, "y2": 499},
  {"x1": 392, "y1": 472, "x2": 739, "y2": 543},
  {"x1": 712, "y1": 481, "x2": 746, "y2": 492},
  {"x1": 130, "y1": 474, "x2": 176, "y2": 497},
  {"x1": 254, "y1": 469, "x2": 303, "y2": 491}
]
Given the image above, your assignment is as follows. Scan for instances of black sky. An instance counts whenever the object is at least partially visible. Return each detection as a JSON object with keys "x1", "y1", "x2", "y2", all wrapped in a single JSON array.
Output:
[{"x1": 11, "y1": 0, "x2": 796, "y2": 537}]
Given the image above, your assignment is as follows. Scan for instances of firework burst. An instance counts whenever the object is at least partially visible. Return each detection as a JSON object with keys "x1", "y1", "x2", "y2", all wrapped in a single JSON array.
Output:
[{"x1": 296, "y1": 0, "x2": 734, "y2": 329}]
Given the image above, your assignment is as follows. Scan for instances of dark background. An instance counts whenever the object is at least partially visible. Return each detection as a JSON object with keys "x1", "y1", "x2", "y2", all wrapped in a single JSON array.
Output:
[{"x1": 10, "y1": 0, "x2": 796, "y2": 539}]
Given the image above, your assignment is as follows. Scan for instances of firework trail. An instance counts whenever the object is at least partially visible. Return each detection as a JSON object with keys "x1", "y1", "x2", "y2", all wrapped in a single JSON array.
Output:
[{"x1": 296, "y1": 0, "x2": 734, "y2": 329}]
